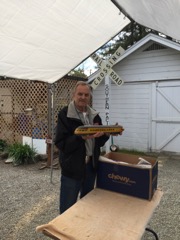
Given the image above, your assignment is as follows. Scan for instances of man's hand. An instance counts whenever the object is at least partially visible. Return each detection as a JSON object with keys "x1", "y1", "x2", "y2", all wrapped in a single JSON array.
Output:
[{"x1": 82, "y1": 131, "x2": 104, "y2": 140}]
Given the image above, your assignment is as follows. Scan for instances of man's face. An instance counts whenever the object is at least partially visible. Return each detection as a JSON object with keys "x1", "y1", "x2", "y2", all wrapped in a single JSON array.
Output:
[{"x1": 73, "y1": 84, "x2": 91, "y2": 111}]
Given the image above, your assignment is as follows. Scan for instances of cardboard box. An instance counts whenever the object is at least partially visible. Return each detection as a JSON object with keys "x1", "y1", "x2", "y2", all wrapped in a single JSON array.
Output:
[{"x1": 97, "y1": 152, "x2": 158, "y2": 200}]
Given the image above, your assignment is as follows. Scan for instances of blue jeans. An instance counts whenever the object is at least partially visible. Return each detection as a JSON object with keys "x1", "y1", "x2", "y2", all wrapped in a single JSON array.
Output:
[{"x1": 59, "y1": 160, "x2": 96, "y2": 214}]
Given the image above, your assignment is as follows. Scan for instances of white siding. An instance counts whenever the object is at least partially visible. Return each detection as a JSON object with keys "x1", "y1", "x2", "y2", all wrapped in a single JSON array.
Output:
[
  {"x1": 93, "y1": 82, "x2": 151, "y2": 151},
  {"x1": 113, "y1": 45, "x2": 180, "y2": 82},
  {"x1": 90, "y1": 37, "x2": 180, "y2": 153}
]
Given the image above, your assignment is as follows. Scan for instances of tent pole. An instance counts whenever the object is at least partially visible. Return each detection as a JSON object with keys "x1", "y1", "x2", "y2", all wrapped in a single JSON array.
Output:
[
  {"x1": 50, "y1": 84, "x2": 55, "y2": 183},
  {"x1": 48, "y1": 84, "x2": 52, "y2": 168}
]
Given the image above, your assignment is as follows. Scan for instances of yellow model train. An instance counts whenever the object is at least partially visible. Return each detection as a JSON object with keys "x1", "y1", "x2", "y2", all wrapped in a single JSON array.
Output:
[{"x1": 74, "y1": 125, "x2": 124, "y2": 135}]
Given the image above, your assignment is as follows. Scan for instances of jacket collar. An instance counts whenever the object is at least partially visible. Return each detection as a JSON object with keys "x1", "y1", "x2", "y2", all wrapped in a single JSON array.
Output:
[{"x1": 67, "y1": 101, "x2": 98, "y2": 120}]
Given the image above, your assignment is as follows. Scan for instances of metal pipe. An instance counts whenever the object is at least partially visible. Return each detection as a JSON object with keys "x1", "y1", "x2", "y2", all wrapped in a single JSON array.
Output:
[{"x1": 50, "y1": 84, "x2": 55, "y2": 183}]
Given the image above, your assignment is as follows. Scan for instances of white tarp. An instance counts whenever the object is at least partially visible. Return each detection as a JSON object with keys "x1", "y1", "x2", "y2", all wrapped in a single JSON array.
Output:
[
  {"x1": 0, "y1": 0, "x2": 129, "y2": 83},
  {"x1": 112, "y1": 0, "x2": 180, "y2": 41},
  {"x1": 1, "y1": 1, "x2": 180, "y2": 84}
]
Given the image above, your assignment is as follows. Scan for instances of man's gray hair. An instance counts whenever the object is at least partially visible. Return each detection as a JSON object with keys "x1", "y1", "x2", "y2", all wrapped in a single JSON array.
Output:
[{"x1": 72, "y1": 81, "x2": 92, "y2": 96}]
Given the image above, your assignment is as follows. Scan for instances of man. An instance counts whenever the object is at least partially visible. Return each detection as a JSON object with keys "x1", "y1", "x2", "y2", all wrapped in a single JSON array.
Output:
[{"x1": 55, "y1": 81, "x2": 109, "y2": 214}]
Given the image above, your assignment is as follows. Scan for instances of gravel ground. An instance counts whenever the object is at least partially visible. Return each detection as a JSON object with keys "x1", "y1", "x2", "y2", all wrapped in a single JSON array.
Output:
[
  {"x1": 0, "y1": 154, "x2": 179, "y2": 240},
  {"x1": 0, "y1": 159, "x2": 60, "y2": 240}
]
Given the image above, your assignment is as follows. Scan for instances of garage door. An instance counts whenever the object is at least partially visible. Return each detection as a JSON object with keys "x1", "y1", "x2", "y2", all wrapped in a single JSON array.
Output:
[{"x1": 151, "y1": 80, "x2": 180, "y2": 152}]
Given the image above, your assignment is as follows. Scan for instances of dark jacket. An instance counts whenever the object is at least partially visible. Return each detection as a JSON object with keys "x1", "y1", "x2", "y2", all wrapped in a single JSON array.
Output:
[{"x1": 55, "y1": 104, "x2": 109, "y2": 180}]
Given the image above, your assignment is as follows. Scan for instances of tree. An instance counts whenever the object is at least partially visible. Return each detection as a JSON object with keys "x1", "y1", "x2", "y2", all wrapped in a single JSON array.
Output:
[
  {"x1": 99, "y1": 21, "x2": 159, "y2": 58},
  {"x1": 72, "y1": 22, "x2": 175, "y2": 75},
  {"x1": 68, "y1": 67, "x2": 88, "y2": 79}
]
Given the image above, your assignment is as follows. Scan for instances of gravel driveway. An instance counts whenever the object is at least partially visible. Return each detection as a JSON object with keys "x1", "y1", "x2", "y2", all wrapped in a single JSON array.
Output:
[
  {"x1": 0, "y1": 159, "x2": 60, "y2": 240},
  {"x1": 0, "y1": 154, "x2": 179, "y2": 240}
]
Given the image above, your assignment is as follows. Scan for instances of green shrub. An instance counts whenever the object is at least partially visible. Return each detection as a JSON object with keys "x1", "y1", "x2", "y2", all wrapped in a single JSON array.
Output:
[
  {"x1": 0, "y1": 139, "x2": 7, "y2": 152},
  {"x1": 7, "y1": 143, "x2": 37, "y2": 166}
]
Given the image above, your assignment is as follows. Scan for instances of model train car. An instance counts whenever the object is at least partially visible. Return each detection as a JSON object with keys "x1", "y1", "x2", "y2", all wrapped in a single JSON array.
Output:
[{"x1": 74, "y1": 125, "x2": 124, "y2": 135}]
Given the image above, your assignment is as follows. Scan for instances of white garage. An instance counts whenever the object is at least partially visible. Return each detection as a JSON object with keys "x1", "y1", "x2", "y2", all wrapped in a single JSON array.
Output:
[{"x1": 91, "y1": 34, "x2": 180, "y2": 153}]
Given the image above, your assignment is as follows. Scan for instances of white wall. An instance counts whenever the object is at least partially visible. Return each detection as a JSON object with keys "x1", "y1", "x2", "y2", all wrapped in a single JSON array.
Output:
[
  {"x1": 93, "y1": 82, "x2": 152, "y2": 152},
  {"x1": 113, "y1": 43, "x2": 180, "y2": 82},
  {"x1": 91, "y1": 39, "x2": 180, "y2": 153}
]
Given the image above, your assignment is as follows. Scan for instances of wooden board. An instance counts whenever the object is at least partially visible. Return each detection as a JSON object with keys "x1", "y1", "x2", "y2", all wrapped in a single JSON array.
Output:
[{"x1": 36, "y1": 188, "x2": 163, "y2": 240}]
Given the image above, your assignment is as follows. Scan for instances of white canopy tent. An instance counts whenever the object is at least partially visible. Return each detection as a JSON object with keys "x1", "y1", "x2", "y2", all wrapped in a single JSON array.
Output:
[
  {"x1": 0, "y1": 0, "x2": 129, "y2": 83},
  {"x1": 0, "y1": 1, "x2": 180, "y2": 84},
  {"x1": 112, "y1": 0, "x2": 180, "y2": 42}
]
